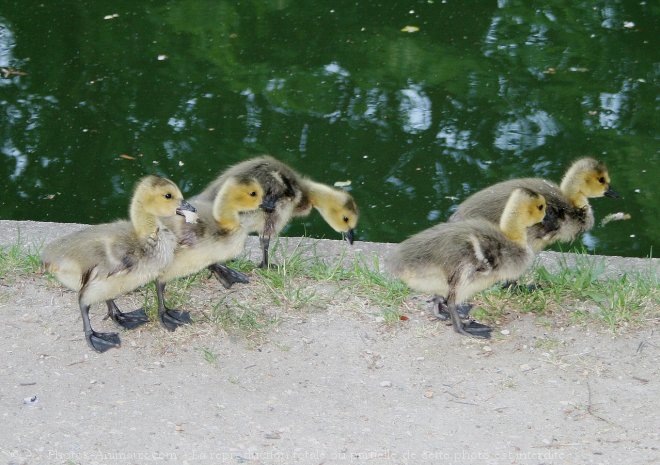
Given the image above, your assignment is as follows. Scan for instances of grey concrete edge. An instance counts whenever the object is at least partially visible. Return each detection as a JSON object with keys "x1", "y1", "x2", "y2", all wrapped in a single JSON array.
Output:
[{"x1": 1, "y1": 220, "x2": 658, "y2": 280}]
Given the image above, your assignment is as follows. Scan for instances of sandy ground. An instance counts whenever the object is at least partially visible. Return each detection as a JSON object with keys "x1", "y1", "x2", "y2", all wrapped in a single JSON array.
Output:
[{"x1": 1, "y1": 220, "x2": 659, "y2": 465}]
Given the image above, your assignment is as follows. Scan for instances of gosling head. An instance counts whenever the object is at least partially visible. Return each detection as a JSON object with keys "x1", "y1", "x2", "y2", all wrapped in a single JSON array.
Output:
[
  {"x1": 561, "y1": 158, "x2": 619, "y2": 203},
  {"x1": 133, "y1": 175, "x2": 196, "y2": 218},
  {"x1": 219, "y1": 177, "x2": 266, "y2": 213},
  {"x1": 508, "y1": 188, "x2": 548, "y2": 229},
  {"x1": 500, "y1": 188, "x2": 557, "y2": 236},
  {"x1": 213, "y1": 177, "x2": 267, "y2": 232},
  {"x1": 316, "y1": 190, "x2": 359, "y2": 245}
]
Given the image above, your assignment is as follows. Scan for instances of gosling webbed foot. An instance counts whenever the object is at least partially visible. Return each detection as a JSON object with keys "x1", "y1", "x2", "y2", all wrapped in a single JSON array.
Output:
[
  {"x1": 431, "y1": 297, "x2": 473, "y2": 320},
  {"x1": 86, "y1": 330, "x2": 121, "y2": 352},
  {"x1": 452, "y1": 321, "x2": 492, "y2": 339},
  {"x1": 501, "y1": 280, "x2": 542, "y2": 292},
  {"x1": 445, "y1": 299, "x2": 492, "y2": 339},
  {"x1": 159, "y1": 309, "x2": 192, "y2": 332},
  {"x1": 106, "y1": 301, "x2": 149, "y2": 330},
  {"x1": 523, "y1": 283, "x2": 542, "y2": 292},
  {"x1": 113, "y1": 309, "x2": 149, "y2": 329},
  {"x1": 433, "y1": 303, "x2": 474, "y2": 321},
  {"x1": 208, "y1": 263, "x2": 250, "y2": 289},
  {"x1": 156, "y1": 280, "x2": 192, "y2": 331},
  {"x1": 462, "y1": 320, "x2": 492, "y2": 338}
]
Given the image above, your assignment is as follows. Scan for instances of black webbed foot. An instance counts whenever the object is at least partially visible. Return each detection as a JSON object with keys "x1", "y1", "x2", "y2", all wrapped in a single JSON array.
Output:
[
  {"x1": 452, "y1": 321, "x2": 492, "y2": 339},
  {"x1": 208, "y1": 263, "x2": 250, "y2": 289},
  {"x1": 431, "y1": 296, "x2": 473, "y2": 320},
  {"x1": 445, "y1": 298, "x2": 492, "y2": 340},
  {"x1": 86, "y1": 330, "x2": 121, "y2": 352},
  {"x1": 462, "y1": 320, "x2": 492, "y2": 338},
  {"x1": 106, "y1": 301, "x2": 149, "y2": 330},
  {"x1": 156, "y1": 280, "x2": 192, "y2": 332},
  {"x1": 159, "y1": 309, "x2": 192, "y2": 332},
  {"x1": 501, "y1": 280, "x2": 542, "y2": 292},
  {"x1": 113, "y1": 309, "x2": 149, "y2": 329}
]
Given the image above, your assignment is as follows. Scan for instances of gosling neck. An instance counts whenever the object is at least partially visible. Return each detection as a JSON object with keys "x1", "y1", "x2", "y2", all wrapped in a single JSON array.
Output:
[
  {"x1": 212, "y1": 187, "x2": 241, "y2": 233},
  {"x1": 560, "y1": 174, "x2": 589, "y2": 208},
  {"x1": 130, "y1": 200, "x2": 161, "y2": 239},
  {"x1": 567, "y1": 191, "x2": 589, "y2": 209},
  {"x1": 305, "y1": 180, "x2": 339, "y2": 210},
  {"x1": 499, "y1": 209, "x2": 529, "y2": 249}
]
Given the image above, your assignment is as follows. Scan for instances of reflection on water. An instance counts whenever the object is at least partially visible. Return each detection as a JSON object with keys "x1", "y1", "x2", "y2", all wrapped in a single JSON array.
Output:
[{"x1": 0, "y1": 0, "x2": 657, "y2": 257}]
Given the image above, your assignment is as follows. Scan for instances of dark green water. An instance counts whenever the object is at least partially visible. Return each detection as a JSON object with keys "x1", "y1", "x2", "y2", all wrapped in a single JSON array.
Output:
[{"x1": 1, "y1": 1, "x2": 657, "y2": 257}]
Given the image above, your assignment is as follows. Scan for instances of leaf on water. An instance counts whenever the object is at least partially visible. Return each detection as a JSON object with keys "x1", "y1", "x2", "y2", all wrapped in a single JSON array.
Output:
[
  {"x1": 601, "y1": 212, "x2": 631, "y2": 226},
  {"x1": 623, "y1": 21, "x2": 635, "y2": 29},
  {"x1": 119, "y1": 154, "x2": 136, "y2": 160},
  {"x1": 103, "y1": 14, "x2": 119, "y2": 20},
  {"x1": 334, "y1": 180, "x2": 352, "y2": 188},
  {"x1": 1, "y1": 67, "x2": 27, "y2": 78},
  {"x1": 157, "y1": 54, "x2": 168, "y2": 61},
  {"x1": 401, "y1": 25, "x2": 420, "y2": 33}
]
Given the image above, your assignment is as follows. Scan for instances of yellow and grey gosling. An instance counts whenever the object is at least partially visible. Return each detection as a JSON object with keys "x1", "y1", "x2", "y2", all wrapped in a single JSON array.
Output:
[
  {"x1": 194, "y1": 155, "x2": 359, "y2": 287},
  {"x1": 296, "y1": 177, "x2": 359, "y2": 243},
  {"x1": 155, "y1": 176, "x2": 267, "y2": 330},
  {"x1": 387, "y1": 188, "x2": 549, "y2": 339},
  {"x1": 41, "y1": 176, "x2": 196, "y2": 352},
  {"x1": 449, "y1": 157, "x2": 618, "y2": 251}
]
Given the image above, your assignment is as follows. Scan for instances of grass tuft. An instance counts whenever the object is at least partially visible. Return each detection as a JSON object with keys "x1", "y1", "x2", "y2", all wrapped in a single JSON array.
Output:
[
  {"x1": 256, "y1": 239, "x2": 321, "y2": 312},
  {"x1": 350, "y1": 254, "x2": 410, "y2": 309},
  {"x1": 200, "y1": 347, "x2": 218, "y2": 364},
  {"x1": 0, "y1": 243, "x2": 42, "y2": 279},
  {"x1": 225, "y1": 256, "x2": 257, "y2": 274},
  {"x1": 473, "y1": 255, "x2": 659, "y2": 332},
  {"x1": 209, "y1": 297, "x2": 278, "y2": 335}
]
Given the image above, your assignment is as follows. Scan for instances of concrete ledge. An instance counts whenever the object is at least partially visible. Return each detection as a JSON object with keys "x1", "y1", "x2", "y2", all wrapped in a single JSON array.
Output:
[{"x1": 1, "y1": 220, "x2": 658, "y2": 279}]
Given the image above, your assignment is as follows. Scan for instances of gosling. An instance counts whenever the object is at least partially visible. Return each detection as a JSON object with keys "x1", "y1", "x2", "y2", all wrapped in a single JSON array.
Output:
[
  {"x1": 194, "y1": 155, "x2": 359, "y2": 287},
  {"x1": 156, "y1": 176, "x2": 268, "y2": 330},
  {"x1": 387, "y1": 188, "x2": 549, "y2": 338},
  {"x1": 41, "y1": 176, "x2": 196, "y2": 352},
  {"x1": 450, "y1": 157, "x2": 619, "y2": 251}
]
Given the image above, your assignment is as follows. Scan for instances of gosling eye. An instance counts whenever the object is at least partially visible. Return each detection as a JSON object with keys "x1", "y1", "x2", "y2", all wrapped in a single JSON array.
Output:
[
  {"x1": 343, "y1": 216, "x2": 349, "y2": 223},
  {"x1": 538, "y1": 204, "x2": 544, "y2": 211},
  {"x1": 164, "y1": 193, "x2": 172, "y2": 199},
  {"x1": 249, "y1": 191, "x2": 257, "y2": 197},
  {"x1": 598, "y1": 177, "x2": 606, "y2": 184}
]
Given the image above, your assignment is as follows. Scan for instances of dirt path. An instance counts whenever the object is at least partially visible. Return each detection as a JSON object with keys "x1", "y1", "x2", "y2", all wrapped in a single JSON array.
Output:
[{"x1": 1, "y1": 221, "x2": 659, "y2": 465}]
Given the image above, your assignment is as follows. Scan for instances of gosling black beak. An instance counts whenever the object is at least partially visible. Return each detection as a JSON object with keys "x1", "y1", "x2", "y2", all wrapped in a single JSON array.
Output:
[
  {"x1": 343, "y1": 228, "x2": 355, "y2": 245},
  {"x1": 176, "y1": 200, "x2": 196, "y2": 216},
  {"x1": 604, "y1": 186, "x2": 620, "y2": 199},
  {"x1": 259, "y1": 194, "x2": 277, "y2": 213}
]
